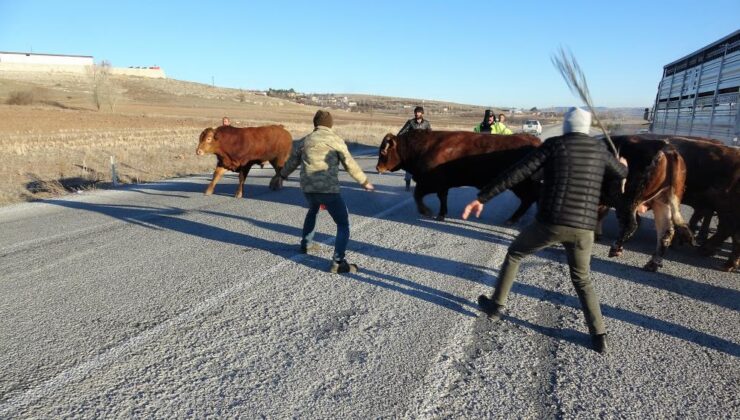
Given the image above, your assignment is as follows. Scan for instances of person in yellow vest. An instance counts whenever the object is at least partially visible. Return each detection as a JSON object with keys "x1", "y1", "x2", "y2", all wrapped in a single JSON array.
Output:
[{"x1": 492, "y1": 113, "x2": 513, "y2": 134}]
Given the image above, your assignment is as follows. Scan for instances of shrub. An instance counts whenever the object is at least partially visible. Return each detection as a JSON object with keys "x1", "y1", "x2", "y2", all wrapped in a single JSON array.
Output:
[{"x1": 6, "y1": 91, "x2": 34, "y2": 105}]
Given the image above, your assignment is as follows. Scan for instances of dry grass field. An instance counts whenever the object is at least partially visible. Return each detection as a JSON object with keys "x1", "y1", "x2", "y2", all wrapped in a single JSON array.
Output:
[
  {"x1": 0, "y1": 71, "x2": 478, "y2": 205},
  {"x1": 0, "y1": 70, "x2": 637, "y2": 206}
]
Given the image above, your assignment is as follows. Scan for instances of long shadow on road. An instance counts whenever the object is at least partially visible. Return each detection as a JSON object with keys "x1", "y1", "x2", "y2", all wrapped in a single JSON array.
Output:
[
  {"x1": 207, "y1": 211, "x2": 740, "y2": 356},
  {"x1": 44, "y1": 198, "x2": 479, "y2": 318},
  {"x1": 43, "y1": 191, "x2": 739, "y2": 356},
  {"x1": 413, "y1": 214, "x2": 740, "y2": 313}
]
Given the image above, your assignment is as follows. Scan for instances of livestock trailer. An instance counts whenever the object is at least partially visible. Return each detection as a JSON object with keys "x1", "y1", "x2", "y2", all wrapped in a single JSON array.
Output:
[{"x1": 649, "y1": 30, "x2": 740, "y2": 146}]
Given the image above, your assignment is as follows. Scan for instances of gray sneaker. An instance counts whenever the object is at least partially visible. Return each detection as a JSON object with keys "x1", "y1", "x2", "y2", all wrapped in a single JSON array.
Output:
[{"x1": 330, "y1": 260, "x2": 358, "y2": 274}]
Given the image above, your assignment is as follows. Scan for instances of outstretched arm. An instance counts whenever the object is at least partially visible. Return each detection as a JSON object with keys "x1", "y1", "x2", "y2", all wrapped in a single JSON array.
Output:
[
  {"x1": 279, "y1": 139, "x2": 304, "y2": 179},
  {"x1": 335, "y1": 140, "x2": 373, "y2": 190}
]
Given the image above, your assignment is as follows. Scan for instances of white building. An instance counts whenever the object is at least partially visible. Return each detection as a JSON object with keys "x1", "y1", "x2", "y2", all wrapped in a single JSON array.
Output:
[
  {"x1": 0, "y1": 51, "x2": 93, "y2": 66},
  {"x1": 0, "y1": 51, "x2": 165, "y2": 78}
]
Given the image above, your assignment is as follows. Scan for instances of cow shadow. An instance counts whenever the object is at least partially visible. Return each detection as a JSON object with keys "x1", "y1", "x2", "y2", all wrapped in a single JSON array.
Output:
[
  {"x1": 43, "y1": 198, "x2": 481, "y2": 318},
  {"x1": 120, "y1": 172, "x2": 737, "y2": 315},
  {"x1": 207, "y1": 211, "x2": 740, "y2": 356},
  {"x1": 416, "y1": 213, "x2": 740, "y2": 313},
  {"x1": 508, "y1": 281, "x2": 740, "y2": 357},
  {"x1": 41, "y1": 198, "x2": 740, "y2": 356},
  {"x1": 200, "y1": 210, "x2": 496, "y2": 287}
]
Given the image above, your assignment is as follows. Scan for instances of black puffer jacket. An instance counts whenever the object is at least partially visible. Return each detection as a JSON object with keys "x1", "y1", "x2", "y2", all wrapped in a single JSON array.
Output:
[{"x1": 477, "y1": 133, "x2": 627, "y2": 230}]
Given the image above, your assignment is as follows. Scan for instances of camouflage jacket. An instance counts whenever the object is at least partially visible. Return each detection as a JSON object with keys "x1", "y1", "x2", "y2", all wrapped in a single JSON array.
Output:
[{"x1": 280, "y1": 126, "x2": 369, "y2": 193}]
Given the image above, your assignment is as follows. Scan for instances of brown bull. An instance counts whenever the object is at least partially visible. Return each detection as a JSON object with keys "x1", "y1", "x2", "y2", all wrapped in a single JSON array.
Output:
[
  {"x1": 376, "y1": 130, "x2": 542, "y2": 222},
  {"x1": 607, "y1": 134, "x2": 740, "y2": 272},
  {"x1": 196, "y1": 125, "x2": 292, "y2": 198},
  {"x1": 667, "y1": 137, "x2": 740, "y2": 270},
  {"x1": 600, "y1": 137, "x2": 692, "y2": 271}
]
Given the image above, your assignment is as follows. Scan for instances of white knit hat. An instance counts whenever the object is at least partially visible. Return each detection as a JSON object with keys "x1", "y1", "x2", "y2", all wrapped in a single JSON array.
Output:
[{"x1": 563, "y1": 107, "x2": 591, "y2": 135}]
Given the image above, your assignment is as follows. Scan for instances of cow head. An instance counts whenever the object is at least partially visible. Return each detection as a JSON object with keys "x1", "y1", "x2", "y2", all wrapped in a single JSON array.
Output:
[
  {"x1": 376, "y1": 133, "x2": 402, "y2": 173},
  {"x1": 196, "y1": 128, "x2": 217, "y2": 156}
]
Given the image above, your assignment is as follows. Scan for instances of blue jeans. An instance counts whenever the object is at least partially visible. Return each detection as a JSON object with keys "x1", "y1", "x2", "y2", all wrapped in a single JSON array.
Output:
[{"x1": 302, "y1": 193, "x2": 350, "y2": 262}]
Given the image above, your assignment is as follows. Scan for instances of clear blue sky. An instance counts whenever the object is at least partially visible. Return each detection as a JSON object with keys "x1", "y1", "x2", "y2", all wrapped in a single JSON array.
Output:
[{"x1": 1, "y1": 1, "x2": 738, "y2": 109}]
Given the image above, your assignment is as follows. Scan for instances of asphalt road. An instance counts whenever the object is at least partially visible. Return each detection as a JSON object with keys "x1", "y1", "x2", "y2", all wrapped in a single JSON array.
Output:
[{"x1": 0, "y1": 129, "x2": 738, "y2": 418}]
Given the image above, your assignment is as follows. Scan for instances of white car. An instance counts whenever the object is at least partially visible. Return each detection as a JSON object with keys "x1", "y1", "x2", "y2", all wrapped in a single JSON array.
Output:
[{"x1": 522, "y1": 119, "x2": 542, "y2": 135}]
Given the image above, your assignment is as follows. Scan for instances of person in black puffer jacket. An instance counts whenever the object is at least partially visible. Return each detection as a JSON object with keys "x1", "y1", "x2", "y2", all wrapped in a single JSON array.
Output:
[{"x1": 462, "y1": 107, "x2": 628, "y2": 354}]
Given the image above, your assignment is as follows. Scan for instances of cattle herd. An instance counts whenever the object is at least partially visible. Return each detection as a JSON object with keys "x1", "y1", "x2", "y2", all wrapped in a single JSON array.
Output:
[{"x1": 196, "y1": 124, "x2": 740, "y2": 273}]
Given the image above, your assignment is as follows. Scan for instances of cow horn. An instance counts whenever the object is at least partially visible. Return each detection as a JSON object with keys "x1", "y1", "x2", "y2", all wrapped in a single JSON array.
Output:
[{"x1": 381, "y1": 141, "x2": 390, "y2": 156}]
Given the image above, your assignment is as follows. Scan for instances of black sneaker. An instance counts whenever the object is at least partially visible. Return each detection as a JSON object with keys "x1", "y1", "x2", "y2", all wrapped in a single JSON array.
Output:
[
  {"x1": 477, "y1": 295, "x2": 503, "y2": 320},
  {"x1": 330, "y1": 260, "x2": 358, "y2": 274},
  {"x1": 300, "y1": 243, "x2": 321, "y2": 254},
  {"x1": 592, "y1": 333, "x2": 608, "y2": 354}
]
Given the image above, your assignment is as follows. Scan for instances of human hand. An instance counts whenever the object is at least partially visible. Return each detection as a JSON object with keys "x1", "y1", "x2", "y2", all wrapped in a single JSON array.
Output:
[
  {"x1": 462, "y1": 199, "x2": 484, "y2": 220},
  {"x1": 363, "y1": 182, "x2": 375, "y2": 191}
]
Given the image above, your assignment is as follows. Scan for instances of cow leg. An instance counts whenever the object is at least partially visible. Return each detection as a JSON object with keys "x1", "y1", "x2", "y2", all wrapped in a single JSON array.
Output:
[
  {"x1": 643, "y1": 201, "x2": 673, "y2": 272},
  {"x1": 507, "y1": 183, "x2": 538, "y2": 225},
  {"x1": 699, "y1": 215, "x2": 733, "y2": 257},
  {"x1": 669, "y1": 192, "x2": 694, "y2": 246},
  {"x1": 505, "y1": 198, "x2": 531, "y2": 225},
  {"x1": 724, "y1": 231, "x2": 740, "y2": 272},
  {"x1": 697, "y1": 211, "x2": 714, "y2": 245},
  {"x1": 269, "y1": 159, "x2": 283, "y2": 190},
  {"x1": 205, "y1": 166, "x2": 228, "y2": 196},
  {"x1": 235, "y1": 164, "x2": 253, "y2": 198},
  {"x1": 435, "y1": 190, "x2": 448, "y2": 221},
  {"x1": 413, "y1": 184, "x2": 433, "y2": 217},
  {"x1": 609, "y1": 204, "x2": 637, "y2": 258},
  {"x1": 688, "y1": 209, "x2": 703, "y2": 233}
]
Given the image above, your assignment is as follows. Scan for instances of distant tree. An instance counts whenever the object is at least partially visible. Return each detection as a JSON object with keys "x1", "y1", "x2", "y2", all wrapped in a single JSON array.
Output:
[
  {"x1": 529, "y1": 107, "x2": 538, "y2": 112},
  {"x1": 87, "y1": 60, "x2": 116, "y2": 111},
  {"x1": 237, "y1": 89, "x2": 246, "y2": 103},
  {"x1": 267, "y1": 88, "x2": 297, "y2": 98}
]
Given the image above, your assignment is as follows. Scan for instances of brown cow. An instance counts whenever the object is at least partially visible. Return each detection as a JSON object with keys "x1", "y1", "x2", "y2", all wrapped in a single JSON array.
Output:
[
  {"x1": 196, "y1": 125, "x2": 292, "y2": 198},
  {"x1": 669, "y1": 137, "x2": 740, "y2": 272},
  {"x1": 607, "y1": 134, "x2": 740, "y2": 272},
  {"x1": 376, "y1": 130, "x2": 542, "y2": 222},
  {"x1": 600, "y1": 137, "x2": 692, "y2": 271}
]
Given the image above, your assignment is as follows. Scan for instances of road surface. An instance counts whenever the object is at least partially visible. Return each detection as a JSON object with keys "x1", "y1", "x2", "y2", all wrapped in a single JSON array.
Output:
[{"x1": 0, "y1": 130, "x2": 738, "y2": 418}]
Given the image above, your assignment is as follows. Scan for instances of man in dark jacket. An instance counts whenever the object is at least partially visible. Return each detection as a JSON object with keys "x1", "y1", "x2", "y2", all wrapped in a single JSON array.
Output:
[
  {"x1": 462, "y1": 107, "x2": 628, "y2": 354},
  {"x1": 474, "y1": 109, "x2": 496, "y2": 134},
  {"x1": 397, "y1": 106, "x2": 432, "y2": 191}
]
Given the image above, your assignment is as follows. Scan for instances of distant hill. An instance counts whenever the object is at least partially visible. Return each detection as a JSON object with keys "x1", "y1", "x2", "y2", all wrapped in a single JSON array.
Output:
[{"x1": 542, "y1": 106, "x2": 647, "y2": 119}]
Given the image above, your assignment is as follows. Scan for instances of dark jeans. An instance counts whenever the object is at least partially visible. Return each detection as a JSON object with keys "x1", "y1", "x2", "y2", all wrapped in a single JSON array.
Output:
[
  {"x1": 491, "y1": 220, "x2": 605, "y2": 335},
  {"x1": 302, "y1": 193, "x2": 350, "y2": 262}
]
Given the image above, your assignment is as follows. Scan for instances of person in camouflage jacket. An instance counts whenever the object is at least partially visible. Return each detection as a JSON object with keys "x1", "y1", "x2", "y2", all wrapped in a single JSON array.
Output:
[{"x1": 274, "y1": 110, "x2": 374, "y2": 273}]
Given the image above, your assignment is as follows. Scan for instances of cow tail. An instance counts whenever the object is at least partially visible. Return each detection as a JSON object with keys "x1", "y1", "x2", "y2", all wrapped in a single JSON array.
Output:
[
  {"x1": 627, "y1": 149, "x2": 663, "y2": 213},
  {"x1": 663, "y1": 144, "x2": 693, "y2": 243}
]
